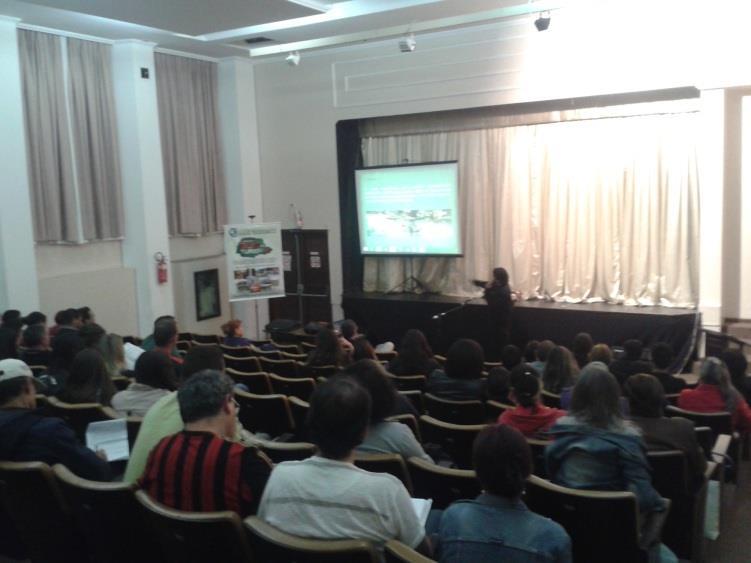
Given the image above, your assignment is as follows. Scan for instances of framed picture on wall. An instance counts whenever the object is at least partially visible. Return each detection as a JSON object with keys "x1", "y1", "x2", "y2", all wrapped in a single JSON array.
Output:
[{"x1": 194, "y1": 269, "x2": 221, "y2": 321}]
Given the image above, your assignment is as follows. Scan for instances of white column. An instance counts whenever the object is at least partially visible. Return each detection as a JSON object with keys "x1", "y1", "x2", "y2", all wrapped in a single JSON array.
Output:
[
  {"x1": 112, "y1": 40, "x2": 174, "y2": 337},
  {"x1": 698, "y1": 89, "x2": 726, "y2": 330},
  {"x1": 0, "y1": 17, "x2": 39, "y2": 313},
  {"x1": 218, "y1": 57, "x2": 269, "y2": 339}
]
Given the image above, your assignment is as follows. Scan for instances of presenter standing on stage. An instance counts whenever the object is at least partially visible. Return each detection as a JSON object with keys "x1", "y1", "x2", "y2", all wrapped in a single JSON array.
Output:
[{"x1": 484, "y1": 267, "x2": 516, "y2": 357}]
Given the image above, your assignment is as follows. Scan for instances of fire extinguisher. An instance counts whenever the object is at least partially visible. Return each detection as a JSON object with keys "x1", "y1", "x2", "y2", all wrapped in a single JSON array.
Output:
[{"x1": 154, "y1": 252, "x2": 168, "y2": 284}]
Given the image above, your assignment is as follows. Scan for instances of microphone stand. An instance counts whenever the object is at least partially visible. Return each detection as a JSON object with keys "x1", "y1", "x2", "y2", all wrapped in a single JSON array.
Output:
[{"x1": 432, "y1": 297, "x2": 475, "y2": 352}]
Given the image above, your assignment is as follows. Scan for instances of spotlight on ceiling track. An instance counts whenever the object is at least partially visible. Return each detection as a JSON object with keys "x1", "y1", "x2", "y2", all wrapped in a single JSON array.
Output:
[
  {"x1": 285, "y1": 51, "x2": 301, "y2": 66},
  {"x1": 534, "y1": 11, "x2": 551, "y2": 31},
  {"x1": 399, "y1": 33, "x2": 416, "y2": 53}
]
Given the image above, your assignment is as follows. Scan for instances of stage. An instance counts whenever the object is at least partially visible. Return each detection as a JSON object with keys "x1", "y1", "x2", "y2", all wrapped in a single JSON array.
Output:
[{"x1": 341, "y1": 292, "x2": 699, "y2": 361}]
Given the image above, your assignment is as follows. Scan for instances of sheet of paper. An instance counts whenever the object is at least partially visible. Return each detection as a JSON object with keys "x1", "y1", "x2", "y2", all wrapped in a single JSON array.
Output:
[
  {"x1": 86, "y1": 418, "x2": 129, "y2": 462},
  {"x1": 411, "y1": 497, "x2": 433, "y2": 528}
]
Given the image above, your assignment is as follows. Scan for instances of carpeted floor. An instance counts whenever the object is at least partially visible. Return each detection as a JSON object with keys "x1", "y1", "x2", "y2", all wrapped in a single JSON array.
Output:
[{"x1": 705, "y1": 459, "x2": 751, "y2": 563}]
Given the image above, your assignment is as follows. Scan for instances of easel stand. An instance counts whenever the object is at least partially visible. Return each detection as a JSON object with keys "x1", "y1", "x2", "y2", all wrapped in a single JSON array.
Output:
[{"x1": 386, "y1": 258, "x2": 431, "y2": 294}]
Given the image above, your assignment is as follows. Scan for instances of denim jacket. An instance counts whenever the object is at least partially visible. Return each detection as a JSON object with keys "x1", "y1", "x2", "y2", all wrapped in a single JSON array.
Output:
[
  {"x1": 545, "y1": 418, "x2": 665, "y2": 513},
  {"x1": 436, "y1": 494, "x2": 572, "y2": 563}
]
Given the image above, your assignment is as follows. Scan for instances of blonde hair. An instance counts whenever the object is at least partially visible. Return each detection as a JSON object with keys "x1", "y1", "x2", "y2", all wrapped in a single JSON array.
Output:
[{"x1": 97, "y1": 333, "x2": 125, "y2": 378}]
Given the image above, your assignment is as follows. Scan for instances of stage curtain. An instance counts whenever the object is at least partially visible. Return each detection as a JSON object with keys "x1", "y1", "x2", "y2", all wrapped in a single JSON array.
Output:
[{"x1": 361, "y1": 111, "x2": 699, "y2": 307}]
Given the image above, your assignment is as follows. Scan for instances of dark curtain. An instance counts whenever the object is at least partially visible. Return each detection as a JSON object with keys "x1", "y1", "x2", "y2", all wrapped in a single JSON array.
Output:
[{"x1": 337, "y1": 120, "x2": 364, "y2": 293}]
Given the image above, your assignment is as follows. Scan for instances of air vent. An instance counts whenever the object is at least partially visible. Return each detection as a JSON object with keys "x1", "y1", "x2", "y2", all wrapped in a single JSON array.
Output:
[{"x1": 244, "y1": 37, "x2": 273, "y2": 44}]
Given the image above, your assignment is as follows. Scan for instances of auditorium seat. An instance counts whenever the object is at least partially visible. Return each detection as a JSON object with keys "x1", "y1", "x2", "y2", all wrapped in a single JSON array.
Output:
[
  {"x1": 376, "y1": 350, "x2": 398, "y2": 362},
  {"x1": 245, "y1": 516, "x2": 380, "y2": 563},
  {"x1": 300, "y1": 341, "x2": 317, "y2": 352},
  {"x1": 524, "y1": 475, "x2": 669, "y2": 563},
  {"x1": 665, "y1": 406, "x2": 733, "y2": 441},
  {"x1": 418, "y1": 416, "x2": 487, "y2": 469},
  {"x1": 664, "y1": 393, "x2": 680, "y2": 406},
  {"x1": 0, "y1": 461, "x2": 86, "y2": 563},
  {"x1": 384, "y1": 540, "x2": 436, "y2": 563},
  {"x1": 135, "y1": 490, "x2": 254, "y2": 563},
  {"x1": 280, "y1": 350, "x2": 308, "y2": 362},
  {"x1": 434, "y1": 355, "x2": 446, "y2": 366},
  {"x1": 387, "y1": 374, "x2": 427, "y2": 391},
  {"x1": 234, "y1": 390, "x2": 295, "y2": 438},
  {"x1": 251, "y1": 346, "x2": 282, "y2": 360},
  {"x1": 53, "y1": 464, "x2": 163, "y2": 563},
  {"x1": 226, "y1": 370, "x2": 273, "y2": 395},
  {"x1": 299, "y1": 363, "x2": 338, "y2": 379},
  {"x1": 289, "y1": 396, "x2": 310, "y2": 440},
  {"x1": 259, "y1": 356, "x2": 300, "y2": 378},
  {"x1": 268, "y1": 373, "x2": 316, "y2": 401},
  {"x1": 224, "y1": 355, "x2": 262, "y2": 373},
  {"x1": 28, "y1": 364, "x2": 48, "y2": 378},
  {"x1": 45, "y1": 397, "x2": 118, "y2": 443},
  {"x1": 484, "y1": 400, "x2": 513, "y2": 421},
  {"x1": 126, "y1": 416, "x2": 143, "y2": 452},
  {"x1": 694, "y1": 426, "x2": 713, "y2": 459},
  {"x1": 353, "y1": 453, "x2": 413, "y2": 493},
  {"x1": 272, "y1": 340, "x2": 303, "y2": 354},
  {"x1": 407, "y1": 457, "x2": 480, "y2": 510},
  {"x1": 398, "y1": 390, "x2": 425, "y2": 414},
  {"x1": 111, "y1": 376, "x2": 132, "y2": 391},
  {"x1": 386, "y1": 414, "x2": 421, "y2": 441},
  {"x1": 176, "y1": 340, "x2": 192, "y2": 353},
  {"x1": 541, "y1": 390, "x2": 562, "y2": 408},
  {"x1": 220, "y1": 344, "x2": 253, "y2": 357},
  {"x1": 190, "y1": 334, "x2": 221, "y2": 345},
  {"x1": 423, "y1": 393, "x2": 485, "y2": 425},
  {"x1": 255, "y1": 440, "x2": 316, "y2": 464},
  {"x1": 177, "y1": 332, "x2": 193, "y2": 342},
  {"x1": 527, "y1": 438, "x2": 552, "y2": 478}
]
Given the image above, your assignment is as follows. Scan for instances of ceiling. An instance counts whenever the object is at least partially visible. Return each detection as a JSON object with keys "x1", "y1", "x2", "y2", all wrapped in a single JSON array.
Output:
[{"x1": 0, "y1": 0, "x2": 555, "y2": 59}]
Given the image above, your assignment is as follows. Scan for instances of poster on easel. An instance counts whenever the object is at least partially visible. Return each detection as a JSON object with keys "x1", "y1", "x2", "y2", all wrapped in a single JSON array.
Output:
[{"x1": 224, "y1": 223, "x2": 285, "y2": 302}]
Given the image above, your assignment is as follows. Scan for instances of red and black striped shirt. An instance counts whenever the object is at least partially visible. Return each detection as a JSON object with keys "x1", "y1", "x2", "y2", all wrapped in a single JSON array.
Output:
[{"x1": 139, "y1": 431, "x2": 271, "y2": 517}]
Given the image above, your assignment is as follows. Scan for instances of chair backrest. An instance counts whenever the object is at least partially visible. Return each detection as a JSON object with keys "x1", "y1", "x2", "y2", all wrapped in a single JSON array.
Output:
[
  {"x1": 384, "y1": 540, "x2": 436, "y2": 563},
  {"x1": 45, "y1": 396, "x2": 118, "y2": 443},
  {"x1": 227, "y1": 370, "x2": 273, "y2": 395},
  {"x1": 664, "y1": 393, "x2": 680, "y2": 406},
  {"x1": 300, "y1": 341, "x2": 317, "y2": 352},
  {"x1": 524, "y1": 475, "x2": 644, "y2": 563},
  {"x1": 178, "y1": 332, "x2": 193, "y2": 342},
  {"x1": 484, "y1": 400, "x2": 513, "y2": 421},
  {"x1": 280, "y1": 350, "x2": 308, "y2": 361},
  {"x1": 251, "y1": 346, "x2": 282, "y2": 360},
  {"x1": 434, "y1": 355, "x2": 446, "y2": 366},
  {"x1": 353, "y1": 453, "x2": 413, "y2": 493},
  {"x1": 665, "y1": 405, "x2": 733, "y2": 440},
  {"x1": 376, "y1": 350, "x2": 398, "y2": 362},
  {"x1": 176, "y1": 340, "x2": 192, "y2": 353},
  {"x1": 527, "y1": 438, "x2": 553, "y2": 478},
  {"x1": 423, "y1": 393, "x2": 485, "y2": 425},
  {"x1": 126, "y1": 416, "x2": 143, "y2": 451},
  {"x1": 386, "y1": 414, "x2": 421, "y2": 441},
  {"x1": 272, "y1": 340, "x2": 303, "y2": 353},
  {"x1": 398, "y1": 390, "x2": 425, "y2": 414},
  {"x1": 256, "y1": 440, "x2": 317, "y2": 464},
  {"x1": 694, "y1": 426, "x2": 713, "y2": 457},
  {"x1": 418, "y1": 415, "x2": 486, "y2": 469},
  {"x1": 289, "y1": 396, "x2": 310, "y2": 441},
  {"x1": 647, "y1": 450, "x2": 690, "y2": 496},
  {"x1": 406, "y1": 456, "x2": 480, "y2": 510},
  {"x1": 135, "y1": 490, "x2": 253, "y2": 563},
  {"x1": 245, "y1": 516, "x2": 379, "y2": 563},
  {"x1": 0, "y1": 461, "x2": 84, "y2": 563},
  {"x1": 220, "y1": 344, "x2": 253, "y2": 357},
  {"x1": 268, "y1": 373, "x2": 316, "y2": 401},
  {"x1": 191, "y1": 334, "x2": 221, "y2": 345},
  {"x1": 53, "y1": 464, "x2": 163, "y2": 563},
  {"x1": 259, "y1": 357, "x2": 300, "y2": 378},
  {"x1": 224, "y1": 355, "x2": 262, "y2": 373},
  {"x1": 541, "y1": 390, "x2": 562, "y2": 408},
  {"x1": 387, "y1": 374, "x2": 427, "y2": 391},
  {"x1": 299, "y1": 363, "x2": 338, "y2": 379},
  {"x1": 234, "y1": 390, "x2": 295, "y2": 438}
]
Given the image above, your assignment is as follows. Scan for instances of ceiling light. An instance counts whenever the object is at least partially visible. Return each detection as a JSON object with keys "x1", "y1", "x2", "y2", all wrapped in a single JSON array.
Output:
[
  {"x1": 399, "y1": 34, "x2": 416, "y2": 53},
  {"x1": 285, "y1": 51, "x2": 301, "y2": 66},
  {"x1": 534, "y1": 12, "x2": 551, "y2": 31}
]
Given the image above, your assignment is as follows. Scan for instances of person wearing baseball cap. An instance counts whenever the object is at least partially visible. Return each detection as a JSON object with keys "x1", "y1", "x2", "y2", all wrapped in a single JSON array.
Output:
[{"x1": 0, "y1": 359, "x2": 109, "y2": 481}]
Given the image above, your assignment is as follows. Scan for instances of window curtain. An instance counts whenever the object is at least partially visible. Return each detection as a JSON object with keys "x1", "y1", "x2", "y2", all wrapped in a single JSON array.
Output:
[
  {"x1": 18, "y1": 29, "x2": 78, "y2": 242},
  {"x1": 361, "y1": 111, "x2": 699, "y2": 307},
  {"x1": 155, "y1": 53, "x2": 226, "y2": 236},
  {"x1": 67, "y1": 38, "x2": 124, "y2": 240}
]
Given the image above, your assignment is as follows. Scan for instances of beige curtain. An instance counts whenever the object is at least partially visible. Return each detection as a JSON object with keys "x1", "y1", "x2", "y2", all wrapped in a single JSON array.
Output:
[
  {"x1": 67, "y1": 38, "x2": 124, "y2": 240},
  {"x1": 18, "y1": 30, "x2": 78, "y2": 242},
  {"x1": 155, "y1": 53, "x2": 226, "y2": 236},
  {"x1": 362, "y1": 111, "x2": 699, "y2": 307}
]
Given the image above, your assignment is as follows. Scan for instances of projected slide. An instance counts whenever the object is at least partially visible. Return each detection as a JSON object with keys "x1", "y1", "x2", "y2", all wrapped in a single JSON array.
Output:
[{"x1": 356, "y1": 162, "x2": 461, "y2": 256}]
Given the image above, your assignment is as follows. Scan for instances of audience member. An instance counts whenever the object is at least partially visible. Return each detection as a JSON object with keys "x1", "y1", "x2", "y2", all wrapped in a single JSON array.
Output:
[
  {"x1": 338, "y1": 319, "x2": 360, "y2": 343},
  {"x1": 542, "y1": 346, "x2": 578, "y2": 396},
  {"x1": 436, "y1": 425, "x2": 571, "y2": 563},
  {"x1": 112, "y1": 351, "x2": 176, "y2": 417},
  {"x1": 221, "y1": 319, "x2": 252, "y2": 347},
  {"x1": 498, "y1": 366, "x2": 566, "y2": 438},
  {"x1": 153, "y1": 317, "x2": 184, "y2": 370},
  {"x1": 41, "y1": 331, "x2": 84, "y2": 393},
  {"x1": 18, "y1": 324, "x2": 51, "y2": 367},
  {"x1": 425, "y1": 338, "x2": 487, "y2": 401},
  {"x1": 80, "y1": 322, "x2": 106, "y2": 349},
  {"x1": 351, "y1": 337, "x2": 377, "y2": 362},
  {"x1": 0, "y1": 311, "x2": 22, "y2": 360},
  {"x1": 572, "y1": 332, "x2": 594, "y2": 369},
  {"x1": 50, "y1": 308, "x2": 83, "y2": 351},
  {"x1": 346, "y1": 360, "x2": 432, "y2": 462},
  {"x1": 140, "y1": 315, "x2": 176, "y2": 352},
  {"x1": 97, "y1": 333, "x2": 126, "y2": 378},
  {"x1": 546, "y1": 364, "x2": 665, "y2": 514},
  {"x1": 306, "y1": 327, "x2": 347, "y2": 367},
  {"x1": 720, "y1": 349, "x2": 751, "y2": 405},
  {"x1": 388, "y1": 329, "x2": 440, "y2": 376},
  {"x1": 140, "y1": 370, "x2": 271, "y2": 516},
  {"x1": 523, "y1": 340, "x2": 539, "y2": 363},
  {"x1": 650, "y1": 343, "x2": 686, "y2": 394},
  {"x1": 56, "y1": 349, "x2": 115, "y2": 406},
  {"x1": 258, "y1": 377, "x2": 429, "y2": 553},
  {"x1": 624, "y1": 374, "x2": 706, "y2": 486},
  {"x1": 48, "y1": 309, "x2": 66, "y2": 339},
  {"x1": 22, "y1": 311, "x2": 46, "y2": 328},
  {"x1": 77, "y1": 306, "x2": 95, "y2": 326},
  {"x1": 678, "y1": 357, "x2": 751, "y2": 433},
  {"x1": 484, "y1": 267, "x2": 513, "y2": 353},
  {"x1": 589, "y1": 343, "x2": 613, "y2": 365},
  {"x1": 609, "y1": 339, "x2": 654, "y2": 386},
  {"x1": 500, "y1": 344, "x2": 522, "y2": 370},
  {"x1": 0, "y1": 359, "x2": 109, "y2": 480},
  {"x1": 486, "y1": 366, "x2": 511, "y2": 404},
  {"x1": 342, "y1": 359, "x2": 417, "y2": 418},
  {"x1": 530, "y1": 339, "x2": 555, "y2": 374}
]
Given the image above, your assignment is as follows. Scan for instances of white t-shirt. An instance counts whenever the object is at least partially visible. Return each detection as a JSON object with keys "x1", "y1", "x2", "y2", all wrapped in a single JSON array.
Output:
[{"x1": 258, "y1": 456, "x2": 425, "y2": 548}]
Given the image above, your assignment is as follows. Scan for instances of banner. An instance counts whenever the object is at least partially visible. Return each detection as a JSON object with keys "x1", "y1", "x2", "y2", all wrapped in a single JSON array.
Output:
[{"x1": 224, "y1": 223, "x2": 285, "y2": 302}]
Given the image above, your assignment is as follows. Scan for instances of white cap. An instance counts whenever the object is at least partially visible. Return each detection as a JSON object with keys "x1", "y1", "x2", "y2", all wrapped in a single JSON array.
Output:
[{"x1": 0, "y1": 359, "x2": 33, "y2": 383}]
